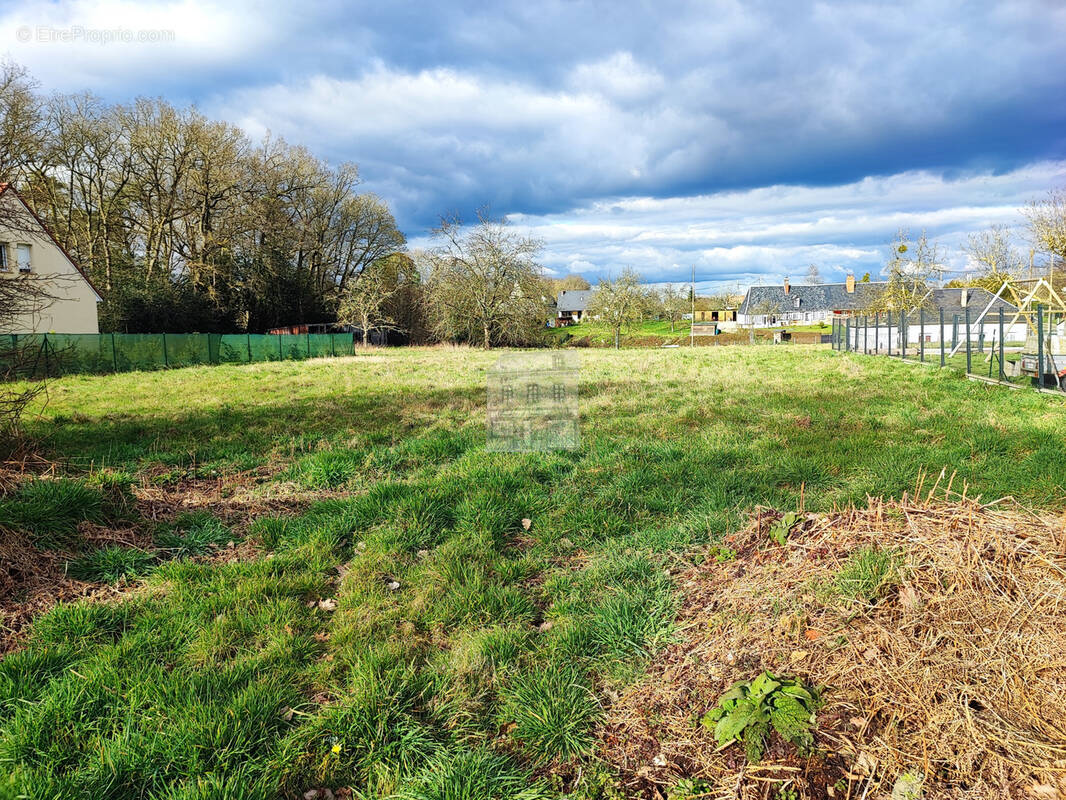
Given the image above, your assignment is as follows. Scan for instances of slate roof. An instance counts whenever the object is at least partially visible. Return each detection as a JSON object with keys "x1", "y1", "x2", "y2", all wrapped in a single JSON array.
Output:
[
  {"x1": 739, "y1": 282, "x2": 887, "y2": 315},
  {"x1": 556, "y1": 289, "x2": 594, "y2": 313},
  {"x1": 738, "y1": 282, "x2": 1018, "y2": 317},
  {"x1": 922, "y1": 287, "x2": 1017, "y2": 318}
]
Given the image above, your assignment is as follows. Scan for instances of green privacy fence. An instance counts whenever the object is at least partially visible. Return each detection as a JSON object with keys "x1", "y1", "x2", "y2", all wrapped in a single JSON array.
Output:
[{"x1": 2, "y1": 332, "x2": 357, "y2": 378}]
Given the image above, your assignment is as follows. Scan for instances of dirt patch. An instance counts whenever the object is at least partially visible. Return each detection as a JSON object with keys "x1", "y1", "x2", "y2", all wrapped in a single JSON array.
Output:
[
  {"x1": 600, "y1": 487, "x2": 1066, "y2": 799},
  {"x1": 0, "y1": 526, "x2": 122, "y2": 656},
  {"x1": 133, "y1": 464, "x2": 312, "y2": 531},
  {"x1": 0, "y1": 462, "x2": 357, "y2": 656}
]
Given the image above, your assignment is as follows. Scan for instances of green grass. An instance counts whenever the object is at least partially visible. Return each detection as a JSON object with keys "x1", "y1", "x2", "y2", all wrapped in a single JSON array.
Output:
[
  {"x1": 66, "y1": 545, "x2": 157, "y2": 583},
  {"x1": 1, "y1": 345, "x2": 1065, "y2": 797},
  {"x1": 827, "y1": 546, "x2": 904, "y2": 604},
  {"x1": 0, "y1": 479, "x2": 106, "y2": 549},
  {"x1": 550, "y1": 318, "x2": 691, "y2": 344}
]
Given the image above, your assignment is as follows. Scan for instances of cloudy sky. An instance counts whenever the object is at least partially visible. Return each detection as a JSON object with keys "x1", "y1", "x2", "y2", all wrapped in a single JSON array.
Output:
[{"x1": 2, "y1": 0, "x2": 1065, "y2": 290}]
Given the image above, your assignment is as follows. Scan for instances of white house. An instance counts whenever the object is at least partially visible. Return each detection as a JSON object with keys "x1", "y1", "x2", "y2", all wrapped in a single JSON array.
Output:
[{"x1": 0, "y1": 184, "x2": 101, "y2": 334}]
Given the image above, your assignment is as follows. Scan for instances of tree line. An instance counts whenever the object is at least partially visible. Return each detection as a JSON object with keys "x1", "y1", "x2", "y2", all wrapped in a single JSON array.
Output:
[{"x1": 0, "y1": 62, "x2": 406, "y2": 333}]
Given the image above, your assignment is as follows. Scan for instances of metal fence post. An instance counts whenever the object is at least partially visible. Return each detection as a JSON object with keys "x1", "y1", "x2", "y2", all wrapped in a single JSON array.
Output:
[
  {"x1": 939, "y1": 308, "x2": 945, "y2": 367},
  {"x1": 161, "y1": 332, "x2": 168, "y2": 368},
  {"x1": 874, "y1": 313, "x2": 880, "y2": 354},
  {"x1": 998, "y1": 307, "x2": 1005, "y2": 382},
  {"x1": 279, "y1": 335, "x2": 283, "y2": 360},
  {"x1": 965, "y1": 308, "x2": 972, "y2": 375},
  {"x1": 247, "y1": 333, "x2": 252, "y2": 362},
  {"x1": 919, "y1": 308, "x2": 925, "y2": 362},
  {"x1": 111, "y1": 332, "x2": 118, "y2": 372},
  {"x1": 1037, "y1": 303, "x2": 1045, "y2": 390},
  {"x1": 887, "y1": 312, "x2": 893, "y2": 357},
  {"x1": 845, "y1": 317, "x2": 851, "y2": 352},
  {"x1": 863, "y1": 315, "x2": 868, "y2": 354},
  {"x1": 900, "y1": 310, "x2": 907, "y2": 359},
  {"x1": 952, "y1": 314, "x2": 959, "y2": 353},
  {"x1": 306, "y1": 332, "x2": 311, "y2": 359}
]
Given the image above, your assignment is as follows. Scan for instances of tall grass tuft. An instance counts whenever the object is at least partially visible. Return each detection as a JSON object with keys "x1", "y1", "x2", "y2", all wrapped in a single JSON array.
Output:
[
  {"x1": 499, "y1": 664, "x2": 600, "y2": 763},
  {"x1": 395, "y1": 747, "x2": 546, "y2": 800},
  {"x1": 0, "y1": 479, "x2": 105, "y2": 549},
  {"x1": 66, "y1": 546, "x2": 156, "y2": 582}
]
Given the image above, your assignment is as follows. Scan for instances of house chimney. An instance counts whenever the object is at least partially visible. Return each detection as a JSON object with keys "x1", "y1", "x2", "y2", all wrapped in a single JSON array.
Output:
[
  {"x1": 845, "y1": 273, "x2": 855, "y2": 294},
  {"x1": 783, "y1": 277, "x2": 790, "y2": 294},
  {"x1": 961, "y1": 288, "x2": 968, "y2": 307}
]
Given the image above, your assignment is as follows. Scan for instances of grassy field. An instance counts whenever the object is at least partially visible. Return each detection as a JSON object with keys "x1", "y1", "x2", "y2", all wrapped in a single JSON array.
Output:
[
  {"x1": 549, "y1": 318, "x2": 693, "y2": 344},
  {"x1": 2, "y1": 346, "x2": 1065, "y2": 799},
  {"x1": 549, "y1": 319, "x2": 831, "y2": 346}
]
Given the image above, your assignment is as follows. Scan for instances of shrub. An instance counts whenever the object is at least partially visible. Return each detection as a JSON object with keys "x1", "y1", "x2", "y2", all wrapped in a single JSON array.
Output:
[{"x1": 767, "y1": 511, "x2": 802, "y2": 546}]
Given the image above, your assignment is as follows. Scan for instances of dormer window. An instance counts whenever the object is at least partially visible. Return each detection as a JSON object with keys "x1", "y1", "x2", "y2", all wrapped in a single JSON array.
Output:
[
  {"x1": 16, "y1": 243, "x2": 31, "y2": 273},
  {"x1": 793, "y1": 297, "x2": 801, "y2": 309}
]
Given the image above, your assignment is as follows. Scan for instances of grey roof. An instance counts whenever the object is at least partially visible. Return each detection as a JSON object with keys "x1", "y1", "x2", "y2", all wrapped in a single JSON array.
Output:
[
  {"x1": 739, "y1": 282, "x2": 1018, "y2": 317},
  {"x1": 557, "y1": 289, "x2": 594, "y2": 312},
  {"x1": 922, "y1": 287, "x2": 1017, "y2": 318},
  {"x1": 739, "y1": 281, "x2": 887, "y2": 315}
]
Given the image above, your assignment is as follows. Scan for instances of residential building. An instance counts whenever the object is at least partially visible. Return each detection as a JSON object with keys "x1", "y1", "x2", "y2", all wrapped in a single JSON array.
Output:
[
  {"x1": 555, "y1": 289, "x2": 594, "y2": 325},
  {"x1": 738, "y1": 275, "x2": 1018, "y2": 332},
  {"x1": 0, "y1": 184, "x2": 101, "y2": 334}
]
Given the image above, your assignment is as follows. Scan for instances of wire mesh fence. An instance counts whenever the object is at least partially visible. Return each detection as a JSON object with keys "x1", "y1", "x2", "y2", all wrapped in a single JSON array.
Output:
[
  {"x1": 1, "y1": 332, "x2": 358, "y2": 379},
  {"x1": 830, "y1": 305, "x2": 1066, "y2": 393}
]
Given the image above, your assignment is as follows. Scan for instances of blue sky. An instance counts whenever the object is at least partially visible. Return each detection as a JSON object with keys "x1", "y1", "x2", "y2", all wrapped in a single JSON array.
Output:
[{"x1": 3, "y1": 0, "x2": 1065, "y2": 290}]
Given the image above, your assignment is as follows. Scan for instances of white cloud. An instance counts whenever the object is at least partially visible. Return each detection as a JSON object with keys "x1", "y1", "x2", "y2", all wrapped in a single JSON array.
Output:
[
  {"x1": 569, "y1": 52, "x2": 664, "y2": 103},
  {"x1": 494, "y1": 161, "x2": 1066, "y2": 288},
  {"x1": 0, "y1": 0, "x2": 286, "y2": 90}
]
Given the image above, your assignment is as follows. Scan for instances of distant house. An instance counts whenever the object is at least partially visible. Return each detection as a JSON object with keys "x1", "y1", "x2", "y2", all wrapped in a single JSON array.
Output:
[
  {"x1": 738, "y1": 275, "x2": 882, "y2": 326},
  {"x1": 555, "y1": 289, "x2": 594, "y2": 325},
  {"x1": 0, "y1": 184, "x2": 102, "y2": 334},
  {"x1": 738, "y1": 275, "x2": 1017, "y2": 328},
  {"x1": 693, "y1": 308, "x2": 738, "y2": 324}
]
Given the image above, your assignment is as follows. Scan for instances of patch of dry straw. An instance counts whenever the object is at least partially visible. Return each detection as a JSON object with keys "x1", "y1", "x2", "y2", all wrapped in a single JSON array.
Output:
[{"x1": 601, "y1": 473, "x2": 1066, "y2": 799}]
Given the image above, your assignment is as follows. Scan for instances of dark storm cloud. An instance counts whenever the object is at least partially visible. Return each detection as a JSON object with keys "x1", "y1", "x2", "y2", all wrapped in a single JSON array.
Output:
[{"x1": 2, "y1": 0, "x2": 1064, "y2": 281}]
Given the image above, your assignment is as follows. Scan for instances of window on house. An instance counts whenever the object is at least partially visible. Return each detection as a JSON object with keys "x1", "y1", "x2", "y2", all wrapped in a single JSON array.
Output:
[
  {"x1": 16, "y1": 243, "x2": 31, "y2": 273},
  {"x1": 0, "y1": 243, "x2": 8, "y2": 271}
]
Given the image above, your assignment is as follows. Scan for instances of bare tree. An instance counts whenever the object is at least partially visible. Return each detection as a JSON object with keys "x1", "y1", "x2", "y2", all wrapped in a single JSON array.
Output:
[
  {"x1": 1024, "y1": 189, "x2": 1066, "y2": 267},
  {"x1": 0, "y1": 63, "x2": 51, "y2": 454},
  {"x1": 957, "y1": 225, "x2": 1024, "y2": 292},
  {"x1": 868, "y1": 229, "x2": 941, "y2": 313},
  {"x1": 425, "y1": 210, "x2": 547, "y2": 348},
  {"x1": 552, "y1": 274, "x2": 591, "y2": 297},
  {"x1": 337, "y1": 253, "x2": 414, "y2": 346},
  {"x1": 659, "y1": 283, "x2": 687, "y2": 332},
  {"x1": 0, "y1": 61, "x2": 42, "y2": 182},
  {"x1": 586, "y1": 268, "x2": 647, "y2": 349},
  {"x1": 804, "y1": 263, "x2": 823, "y2": 284}
]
